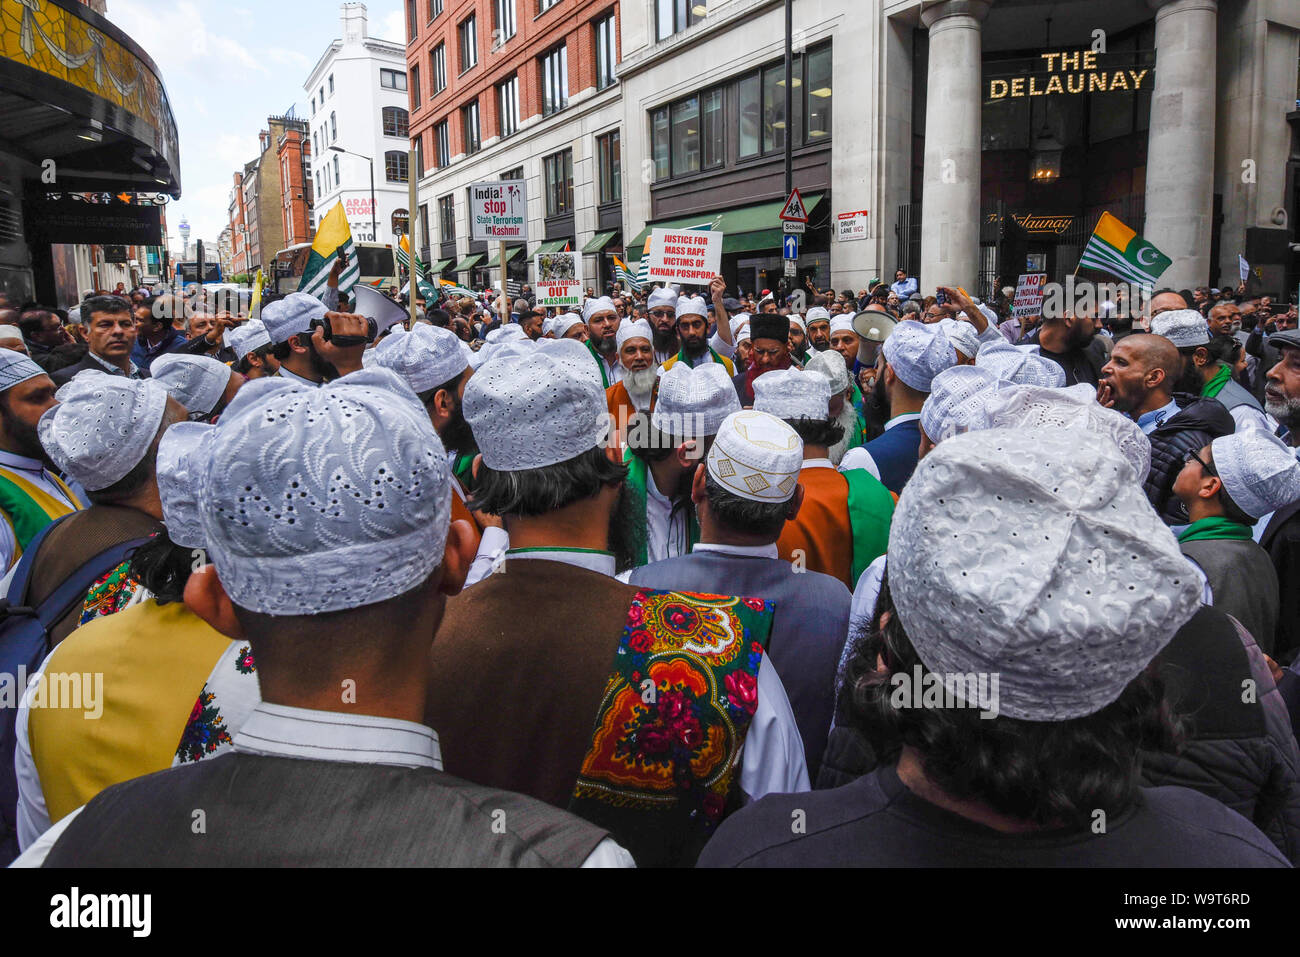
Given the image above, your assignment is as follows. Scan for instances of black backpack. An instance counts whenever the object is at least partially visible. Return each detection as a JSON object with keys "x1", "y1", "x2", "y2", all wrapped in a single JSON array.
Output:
[{"x1": 0, "y1": 515, "x2": 149, "y2": 863}]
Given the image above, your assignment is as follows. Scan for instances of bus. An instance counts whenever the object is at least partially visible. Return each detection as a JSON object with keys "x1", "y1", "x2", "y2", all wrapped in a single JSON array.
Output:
[{"x1": 272, "y1": 242, "x2": 396, "y2": 296}]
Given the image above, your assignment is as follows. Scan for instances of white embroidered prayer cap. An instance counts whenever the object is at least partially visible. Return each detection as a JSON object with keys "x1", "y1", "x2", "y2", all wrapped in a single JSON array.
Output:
[
  {"x1": 652, "y1": 362, "x2": 740, "y2": 439},
  {"x1": 707, "y1": 410, "x2": 803, "y2": 503},
  {"x1": 583, "y1": 296, "x2": 618, "y2": 322},
  {"x1": 976, "y1": 338, "x2": 1067, "y2": 388},
  {"x1": 938, "y1": 317, "x2": 981, "y2": 360},
  {"x1": 675, "y1": 296, "x2": 708, "y2": 320},
  {"x1": 464, "y1": 337, "x2": 607, "y2": 470},
  {"x1": 889, "y1": 426, "x2": 1201, "y2": 721},
  {"x1": 39, "y1": 371, "x2": 170, "y2": 491},
  {"x1": 647, "y1": 287, "x2": 678, "y2": 310},
  {"x1": 1212, "y1": 429, "x2": 1300, "y2": 520},
  {"x1": 616, "y1": 318, "x2": 653, "y2": 351},
  {"x1": 260, "y1": 292, "x2": 327, "y2": 344},
  {"x1": 982, "y1": 382, "x2": 1151, "y2": 483},
  {"x1": 198, "y1": 368, "x2": 451, "y2": 616},
  {"x1": 0, "y1": 350, "x2": 46, "y2": 393},
  {"x1": 881, "y1": 319, "x2": 957, "y2": 392},
  {"x1": 804, "y1": 348, "x2": 850, "y2": 394},
  {"x1": 553, "y1": 312, "x2": 585, "y2": 338},
  {"x1": 151, "y1": 354, "x2": 232, "y2": 419},
  {"x1": 805, "y1": 307, "x2": 831, "y2": 325},
  {"x1": 224, "y1": 318, "x2": 271, "y2": 360},
  {"x1": 156, "y1": 421, "x2": 214, "y2": 549},
  {"x1": 829, "y1": 315, "x2": 856, "y2": 337},
  {"x1": 1150, "y1": 309, "x2": 1210, "y2": 349},
  {"x1": 369, "y1": 323, "x2": 469, "y2": 394},
  {"x1": 0, "y1": 326, "x2": 23, "y2": 342},
  {"x1": 485, "y1": 324, "x2": 528, "y2": 345},
  {"x1": 788, "y1": 313, "x2": 806, "y2": 332},
  {"x1": 731, "y1": 315, "x2": 751, "y2": 342},
  {"x1": 754, "y1": 369, "x2": 831, "y2": 422},
  {"x1": 920, "y1": 365, "x2": 1000, "y2": 444},
  {"x1": 976, "y1": 302, "x2": 999, "y2": 326}
]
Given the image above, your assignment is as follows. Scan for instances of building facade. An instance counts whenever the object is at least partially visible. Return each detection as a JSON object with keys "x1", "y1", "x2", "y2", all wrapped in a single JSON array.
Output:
[
  {"x1": 229, "y1": 171, "x2": 249, "y2": 277},
  {"x1": 407, "y1": 0, "x2": 625, "y2": 293},
  {"x1": 277, "y1": 124, "x2": 315, "y2": 248},
  {"x1": 231, "y1": 116, "x2": 312, "y2": 276},
  {"x1": 0, "y1": 0, "x2": 180, "y2": 307},
  {"x1": 305, "y1": 4, "x2": 412, "y2": 247},
  {"x1": 618, "y1": 0, "x2": 1300, "y2": 300}
]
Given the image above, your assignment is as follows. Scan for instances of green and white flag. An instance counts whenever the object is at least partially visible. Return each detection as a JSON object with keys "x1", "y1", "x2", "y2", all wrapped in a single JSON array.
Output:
[
  {"x1": 299, "y1": 202, "x2": 360, "y2": 299},
  {"x1": 1077, "y1": 211, "x2": 1172, "y2": 287}
]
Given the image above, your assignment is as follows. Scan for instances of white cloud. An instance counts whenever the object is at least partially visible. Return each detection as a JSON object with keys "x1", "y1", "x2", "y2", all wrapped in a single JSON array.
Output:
[{"x1": 377, "y1": 9, "x2": 405, "y2": 44}]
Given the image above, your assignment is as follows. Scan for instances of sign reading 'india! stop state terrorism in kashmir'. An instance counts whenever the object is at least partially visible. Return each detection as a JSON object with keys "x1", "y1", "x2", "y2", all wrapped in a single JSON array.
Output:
[
  {"x1": 470, "y1": 181, "x2": 528, "y2": 242},
  {"x1": 988, "y1": 51, "x2": 1151, "y2": 99}
]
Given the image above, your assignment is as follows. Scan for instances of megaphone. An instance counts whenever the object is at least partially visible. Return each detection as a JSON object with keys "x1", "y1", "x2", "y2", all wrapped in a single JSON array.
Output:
[
  {"x1": 354, "y1": 284, "x2": 409, "y2": 338},
  {"x1": 852, "y1": 308, "x2": 897, "y2": 343}
]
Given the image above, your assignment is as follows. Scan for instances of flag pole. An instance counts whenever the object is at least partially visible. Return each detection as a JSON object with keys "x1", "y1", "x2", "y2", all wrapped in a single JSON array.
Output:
[
  {"x1": 408, "y1": 146, "x2": 418, "y2": 326},
  {"x1": 498, "y1": 239, "x2": 508, "y2": 321}
]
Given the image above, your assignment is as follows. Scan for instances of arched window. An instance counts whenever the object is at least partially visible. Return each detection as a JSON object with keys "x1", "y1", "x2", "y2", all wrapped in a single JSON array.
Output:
[
  {"x1": 392, "y1": 208, "x2": 409, "y2": 236},
  {"x1": 384, "y1": 151, "x2": 409, "y2": 183},
  {"x1": 330, "y1": 112, "x2": 337, "y2": 141},
  {"x1": 383, "y1": 107, "x2": 410, "y2": 138},
  {"x1": 333, "y1": 155, "x2": 340, "y2": 183}
]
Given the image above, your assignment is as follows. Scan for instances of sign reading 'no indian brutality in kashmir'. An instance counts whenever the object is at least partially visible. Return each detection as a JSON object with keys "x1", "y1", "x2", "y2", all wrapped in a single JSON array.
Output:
[{"x1": 987, "y1": 51, "x2": 1152, "y2": 99}]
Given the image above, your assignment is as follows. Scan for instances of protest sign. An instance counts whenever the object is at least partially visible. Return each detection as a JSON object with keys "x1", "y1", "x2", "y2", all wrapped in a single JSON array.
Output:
[
  {"x1": 1011, "y1": 273, "x2": 1047, "y2": 321},
  {"x1": 646, "y1": 228, "x2": 722, "y2": 284},
  {"x1": 534, "y1": 251, "x2": 582, "y2": 307},
  {"x1": 469, "y1": 181, "x2": 528, "y2": 242}
]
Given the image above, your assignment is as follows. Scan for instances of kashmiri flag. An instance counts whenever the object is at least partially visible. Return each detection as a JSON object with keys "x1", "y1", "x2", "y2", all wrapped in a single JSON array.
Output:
[
  {"x1": 439, "y1": 278, "x2": 477, "y2": 298},
  {"x1": 396, "y1": 234, "x2": 429, "y2": 279},
  {"x1": 613, "y1": 255, "x2": 639, "y2": 288},
  {"x1": 1077, "y1": 212, "x2": 1172, "y2": 286},
  {"x1": 249, "y1": 268, "x2": 264, "y2": 319},
  {"x1": 299, "y1": 202, "x2": 360, "y2": 299}
]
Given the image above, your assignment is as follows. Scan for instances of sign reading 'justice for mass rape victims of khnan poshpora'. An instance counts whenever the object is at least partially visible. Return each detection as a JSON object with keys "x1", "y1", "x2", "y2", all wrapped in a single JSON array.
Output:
[
  {"x1": 470, "y1": 181, "x2": 528, "y2": 242},
  {"x1": 646, "y1": 228, "x2": 724, "y2": 285}
]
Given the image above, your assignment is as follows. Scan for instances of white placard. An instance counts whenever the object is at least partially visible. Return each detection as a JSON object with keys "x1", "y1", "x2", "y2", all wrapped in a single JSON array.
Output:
[
  {"x1": 470, "y1": 181, "x2": 528, "y2": 242},
  {"x1": 836, "y1": 210, "x2": 868, "y2": 242},
  {"x1": 1011, "y1": 273, "x2": 1048, "y2": 320},
  {"x1": 646, "y1": 228, "x2": 723, "y2": 285},
  {"x1": 534, "y1": 251, "x2": 582, "y2": 307}
]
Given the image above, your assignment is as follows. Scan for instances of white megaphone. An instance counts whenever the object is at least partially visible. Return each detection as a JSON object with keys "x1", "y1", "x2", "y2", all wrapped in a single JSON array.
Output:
[{"x1": 353, "y1": 284, "x2": 409, "y2": 338}]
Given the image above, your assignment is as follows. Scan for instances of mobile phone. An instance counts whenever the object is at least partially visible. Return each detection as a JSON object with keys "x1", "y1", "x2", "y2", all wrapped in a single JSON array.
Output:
[{"x1": 936, "y1": 289, "x2": 948, "y2": 305}]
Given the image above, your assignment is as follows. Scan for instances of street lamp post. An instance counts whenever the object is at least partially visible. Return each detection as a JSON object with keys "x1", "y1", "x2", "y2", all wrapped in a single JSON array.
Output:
[{"x1": 330, "y1": 146, "x2": 378, "y2": 241}]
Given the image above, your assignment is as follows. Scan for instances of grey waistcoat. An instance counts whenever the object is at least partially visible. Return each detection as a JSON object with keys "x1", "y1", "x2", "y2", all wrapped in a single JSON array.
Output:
[
  {"x1": 1181, "y1": 538, "x2": 1280, "y2": 655},
  {"x1": 42, "y1": 752, "x2": 609, "y2": 868}
]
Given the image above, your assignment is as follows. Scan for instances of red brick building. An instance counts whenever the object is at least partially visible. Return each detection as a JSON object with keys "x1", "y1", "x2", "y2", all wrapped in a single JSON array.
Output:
[
  {"x1": 405, "y1": 0, "x2": 625, "y2": 291},
  {"x1": 229, "y1": 171, "x2": 249, "y2": 276},
  {"x1": 277, "y1": 124, "x2": 315, "y2": 248}
]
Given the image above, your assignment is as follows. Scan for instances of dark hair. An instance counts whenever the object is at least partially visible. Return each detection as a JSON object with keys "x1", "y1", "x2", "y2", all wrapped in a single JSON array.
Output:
[
  {"x1": 415, "y1": 368, "x2": 469, "y2": 407},
  {"x1": 233, "y1": 342, "x2": 275, "y2": 375},
  {"x1": 468, "y1": 446, "x2": 627, "y2": 517},
  {"x1": 838, "y1": 576, "x2": 1183, "y2": 828},
  {"x1": 1216, "y1": 483, "x2": 1256, "y2": 526},
  {"x1": 86, "y1": 404, "x2": 184, "y2": 506},
  {"x1": 703, "y1": 473, "x2": 789, "y2": 538},
  {"x1": 787, "y1": 416, "x2": 844, "y2": 449},
  {"x1": 625, "y1": 411, "x2": 676, "y2": 464},
  {"x1": 426, "y1": 308, "x2": 451, "y2": 328},
  {"x1": 17, "y1": 310, "x2": 56, "y2": 339},
  {"x1": 270, "y1": 331, "x2": 312, "y2": 362},
  {"x1": 1204, "y1": 334, "x2": 1240, "y2": 365},
  {"x1": 126, "y1": 532, "x2": 195, "y2": 605},
  {"x1": 80, "y1": 294, "x2": 131, "y2": 323}
]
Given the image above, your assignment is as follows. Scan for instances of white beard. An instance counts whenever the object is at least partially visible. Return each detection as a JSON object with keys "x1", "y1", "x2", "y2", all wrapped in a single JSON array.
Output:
[
  {"x1": 827, "y1": 398, "x2": 861, "y2": 466},
  {"x1": 624, "y1": 367, "x2": 658, "y2": 409}
]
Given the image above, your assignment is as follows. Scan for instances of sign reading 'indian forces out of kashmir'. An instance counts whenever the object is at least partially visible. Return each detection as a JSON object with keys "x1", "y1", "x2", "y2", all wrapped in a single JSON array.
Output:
[{"x1": 987, "y1": 51, "x2": 1151, "y2": 99}]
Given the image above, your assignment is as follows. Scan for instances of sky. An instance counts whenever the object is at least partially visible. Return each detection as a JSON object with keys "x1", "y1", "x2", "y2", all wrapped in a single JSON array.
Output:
[{"x1": 104, "y1": 0, "x2": 404, "y2": 255}]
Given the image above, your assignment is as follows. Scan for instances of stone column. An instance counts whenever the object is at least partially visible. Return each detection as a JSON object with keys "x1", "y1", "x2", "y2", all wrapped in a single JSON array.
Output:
[
  {"x1": 1144, "y1": 0, "x2": 1217, "y2": 289},
  {"x1": 918, "y1": 0, "x2": 989, "y2": 294}
]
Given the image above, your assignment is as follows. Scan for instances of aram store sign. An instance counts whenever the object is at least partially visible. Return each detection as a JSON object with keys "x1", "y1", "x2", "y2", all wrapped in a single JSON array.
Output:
[{"x1": 988, "y1": 51, "x2": 1152, "y2": 99}]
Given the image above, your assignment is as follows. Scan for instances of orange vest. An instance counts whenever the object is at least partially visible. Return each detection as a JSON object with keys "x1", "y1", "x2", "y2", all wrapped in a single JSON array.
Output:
[
  {"x1": 605, "y1": 381, "x2": 650, "y2": 457},
  {"x1": 777, "y1": 467, "x2": 854, "y2": 587}
]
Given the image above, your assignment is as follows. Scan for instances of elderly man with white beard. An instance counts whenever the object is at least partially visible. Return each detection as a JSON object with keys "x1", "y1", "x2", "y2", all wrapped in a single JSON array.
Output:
[{"x1": 605, "y1": 319, "x2": 656, "y2": 455}]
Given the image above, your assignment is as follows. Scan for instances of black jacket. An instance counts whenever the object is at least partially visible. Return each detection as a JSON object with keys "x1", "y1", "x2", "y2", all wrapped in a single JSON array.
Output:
[
  {"x1": 1143, "y1": 393, "x2": 1235, "y2": 525},
  {"x1": 1262, "y1": 501, "x2": 1300, "y2": 663},
  {"x1": 50, "y1": 354, "x2": 149, "y2": 387}
]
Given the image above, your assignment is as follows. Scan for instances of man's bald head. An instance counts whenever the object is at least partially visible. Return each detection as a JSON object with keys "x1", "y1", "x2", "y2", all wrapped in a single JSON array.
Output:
[
  {"x1": 1149, "y1": 291, "x2": 1188, "y2": 318},
  {"x1": 1099, "y1": 333, "x2": 1180, "y2": 415}
]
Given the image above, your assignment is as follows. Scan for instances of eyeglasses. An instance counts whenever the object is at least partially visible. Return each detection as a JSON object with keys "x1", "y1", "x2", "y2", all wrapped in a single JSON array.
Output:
[
  {"x1": 649, "y1": 308, "x2": 674, "y2": 318},
  {"x1": 1184, "y1": 449, "x2": 1217, "y2": 476}
]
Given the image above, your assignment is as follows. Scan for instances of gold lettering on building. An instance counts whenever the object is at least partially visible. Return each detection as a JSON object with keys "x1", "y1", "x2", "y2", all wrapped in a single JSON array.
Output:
[{"x1": 987, "y1": 51, "x2": 1150, "y2": 100}]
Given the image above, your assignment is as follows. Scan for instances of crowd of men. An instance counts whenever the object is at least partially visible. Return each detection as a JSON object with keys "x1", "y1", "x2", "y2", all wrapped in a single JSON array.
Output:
[{"x1": 0, "y1": 264, "x2": 1297, "y2": 868}]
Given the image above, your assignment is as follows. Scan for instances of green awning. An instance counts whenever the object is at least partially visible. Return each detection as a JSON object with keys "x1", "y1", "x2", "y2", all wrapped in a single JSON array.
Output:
[
  {"x1": 484, "y1": 246, "x2": 524, "y2": 268},
  {"x1": 628, "y1": 194, "x2": 824, "y2": 256},
  {"x1": 534, "y1": 239, "x2": 570, "y2": 255},
  {"x1": 452, "y1": 253, "x2": 485, "y2": 273},
  {"x1": 581, "y1": 230, "x2": 619, "y2": 254},
  {"x1": 429, "y1": 258, "x2": 453, "y2": 273}
]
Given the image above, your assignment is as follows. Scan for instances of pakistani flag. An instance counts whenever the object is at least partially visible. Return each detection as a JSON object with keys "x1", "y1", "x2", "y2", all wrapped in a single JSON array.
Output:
[
  {"x1": 1077, "y1": 212, "x2": 1172, "y2": 286},
  {"x1": 299, "y1": 202, "x2": 360, "y2": 299}
]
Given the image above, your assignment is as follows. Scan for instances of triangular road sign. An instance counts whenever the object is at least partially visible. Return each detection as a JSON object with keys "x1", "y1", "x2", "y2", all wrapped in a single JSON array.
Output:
[{"x1": 779, "y1": 188, "x2": 808, "y2": 223}]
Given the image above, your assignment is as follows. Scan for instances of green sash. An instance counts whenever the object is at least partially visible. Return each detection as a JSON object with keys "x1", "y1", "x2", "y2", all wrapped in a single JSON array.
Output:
[
  {"x1": 843, "y1": 468, "x2": 895, "y2": 584},
  {"x1": 620, "y1": 449, "x2": 698, "y2": 569},
  {"x1": 1178, "y1": 516, "x2": 1254, "y2": 544},
  {"x1": 587, "y1": 340, "x2": 613, "y2": 389},
  {"x1": 674, "y1": 345, "x2": 731, "y2": 375},
  {"x1": 1201, "y1": 364, "x2": 1233, "y2": 399},
  {"x1": 0, "y1": 469, "x2": 81, "y2": 556}
]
